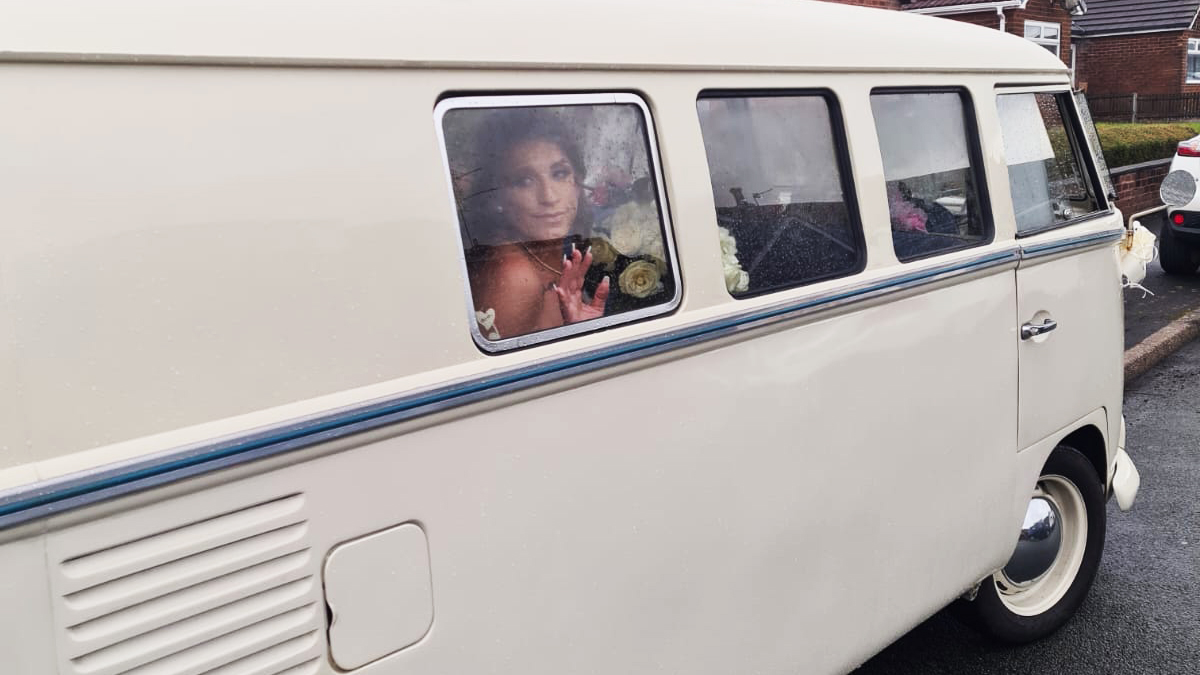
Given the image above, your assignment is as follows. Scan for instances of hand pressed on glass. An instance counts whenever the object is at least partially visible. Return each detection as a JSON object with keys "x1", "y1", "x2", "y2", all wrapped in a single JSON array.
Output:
[{"x1": 555, "y1": 244, "x2": 610, "y2": 324}]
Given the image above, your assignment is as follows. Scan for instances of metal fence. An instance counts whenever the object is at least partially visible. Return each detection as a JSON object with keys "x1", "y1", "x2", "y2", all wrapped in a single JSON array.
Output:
[{"x1": 1087, "y1": 93, "x2": 1200, "y2": 123}]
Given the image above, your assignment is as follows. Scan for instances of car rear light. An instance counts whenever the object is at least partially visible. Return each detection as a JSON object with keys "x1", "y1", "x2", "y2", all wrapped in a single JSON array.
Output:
[
  {"x1": 1178, "y1": 139, "x2": 1200, "y2": 156},
  {"x1": 1174, "y1": 213, "x2": 1186, "y2": 225}
]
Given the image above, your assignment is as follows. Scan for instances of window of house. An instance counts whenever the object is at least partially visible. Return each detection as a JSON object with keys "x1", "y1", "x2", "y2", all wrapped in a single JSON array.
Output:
[
  {"x1": 869, "y1": 90, "x2": 991, "y2": 262},
  {"x1": 1024, "y1": 20, "x2": 1062, "y2": 57},
  {"x1": 437, "y1": 94, "x2": 680, "y2": 352},
  {"x1": 695, "y1": 92, "x2": 865, "y2": 297},
  {"x1": 1188, "y1": 39, "x2": 1200, "y2": 83},
  {"x1": 997, "y1": 92, "x2": 1102, "y2": 235}
]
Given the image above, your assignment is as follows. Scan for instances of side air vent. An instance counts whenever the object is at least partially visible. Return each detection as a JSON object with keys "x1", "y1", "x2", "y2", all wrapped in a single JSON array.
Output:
[{"x1": 52, "y1": 494, "x2": 323, "y2": 675}]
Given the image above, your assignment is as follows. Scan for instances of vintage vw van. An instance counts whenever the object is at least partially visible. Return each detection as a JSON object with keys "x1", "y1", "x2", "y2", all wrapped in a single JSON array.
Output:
[{"x1": 0, "y1": 1, "x2": 1140, "y2": 673}]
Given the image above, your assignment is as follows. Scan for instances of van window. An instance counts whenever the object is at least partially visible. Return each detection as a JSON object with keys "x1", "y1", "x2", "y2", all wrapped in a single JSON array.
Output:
[
  {"x1": 437, "y1": 95, "x2": 679, "y2": 351},
  {"x1": 997, "y1": 92, "x2": 1101, "y2": 235},
  {"x1": 870, "y1": 90, "x2": 991, "y2": 261},
  {"x1": 696, "y1": 93, "x2": 864, "y2": 297}
]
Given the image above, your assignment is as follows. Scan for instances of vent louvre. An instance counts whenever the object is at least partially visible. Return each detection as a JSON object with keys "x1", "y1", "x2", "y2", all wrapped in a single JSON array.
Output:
[
  {"x1": 261, "y1": 660, "x2": 320, "y2": 675},
  {"x1": 65, "y1": 523, "x2": 310, "y2": 619},
  {"x1": 54, "y1": 494, "x2": 324, "y2": 675},
  {"x1": 195, "y1": 633, "x2": 319, "y2": 675},
  {"x1": 67, "y1": 550, "x2": 313, "y2": 644},
  {"x1": 60, "y1": 495, "x2": 307, "y2": 588}
]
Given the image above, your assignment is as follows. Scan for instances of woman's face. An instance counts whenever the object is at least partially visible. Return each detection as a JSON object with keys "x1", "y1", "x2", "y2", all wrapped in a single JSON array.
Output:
[{"x1": 497, "y1": 139, "x2": 580, "y2": 241}]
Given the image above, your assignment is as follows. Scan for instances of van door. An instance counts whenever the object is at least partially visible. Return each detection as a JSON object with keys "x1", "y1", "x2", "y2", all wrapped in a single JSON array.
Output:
[{"x1": 996, "y1": 89, "x2": 1125, "y2": 452}]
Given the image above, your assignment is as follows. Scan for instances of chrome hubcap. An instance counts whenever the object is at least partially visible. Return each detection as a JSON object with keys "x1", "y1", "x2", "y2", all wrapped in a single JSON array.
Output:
[
  {"x1": 1000, "y1": 496, "x2": 1062, "y2": 587},
  {"x1": 992, "y1": 475, "x2": 1087, "y2": 617}
]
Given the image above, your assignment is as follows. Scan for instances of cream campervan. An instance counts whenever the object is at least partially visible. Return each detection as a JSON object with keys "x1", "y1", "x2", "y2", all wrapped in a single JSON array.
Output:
[{"x1": 0, "y1": 1, "x2": 1141, "y2": 673}]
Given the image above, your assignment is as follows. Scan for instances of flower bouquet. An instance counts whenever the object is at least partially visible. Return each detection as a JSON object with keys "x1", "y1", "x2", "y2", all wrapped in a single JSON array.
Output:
[{"x1": 584, "y1": 183, "x2": 674, "y2": 314}]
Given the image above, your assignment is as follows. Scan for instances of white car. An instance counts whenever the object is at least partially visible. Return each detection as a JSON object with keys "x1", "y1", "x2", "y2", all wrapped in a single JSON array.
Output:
[{"x1": 1159, "y1": 136, "x2": 1200, "y2": 274}]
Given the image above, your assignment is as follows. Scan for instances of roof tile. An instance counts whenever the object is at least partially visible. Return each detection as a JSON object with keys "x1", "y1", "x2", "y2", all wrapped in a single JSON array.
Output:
[{"x1": 1073, "y1": 0, "x2": 1200, "y2": 36}]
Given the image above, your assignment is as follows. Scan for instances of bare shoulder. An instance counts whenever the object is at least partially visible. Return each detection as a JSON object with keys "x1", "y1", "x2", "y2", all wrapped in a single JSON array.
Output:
[{"x1": 471, "y1": 246, "x2": 553, "y2": 336}]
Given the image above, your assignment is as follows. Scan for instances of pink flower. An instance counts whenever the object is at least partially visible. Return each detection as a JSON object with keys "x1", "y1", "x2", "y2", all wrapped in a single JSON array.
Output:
[
  {"x1": 590, "y1": 167, "x2": 633, "y2": 207},
  {"x1": 887, "y1": 185, "x2": 928, "y2": 233}
]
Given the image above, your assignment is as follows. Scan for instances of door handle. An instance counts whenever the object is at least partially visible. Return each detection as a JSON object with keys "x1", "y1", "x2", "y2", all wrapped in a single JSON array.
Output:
[{"x1": 1021, "y1": 318, "x2": 1058, "y2": 340}]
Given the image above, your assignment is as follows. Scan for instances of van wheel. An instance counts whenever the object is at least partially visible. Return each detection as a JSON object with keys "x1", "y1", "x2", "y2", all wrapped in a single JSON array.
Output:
[
  {"x1": 957, "y1": 445, "x2": 1105, "y2": 644},
  {"x1": 1159, "y1": 223, "x2": 1200, "y2": 275}
]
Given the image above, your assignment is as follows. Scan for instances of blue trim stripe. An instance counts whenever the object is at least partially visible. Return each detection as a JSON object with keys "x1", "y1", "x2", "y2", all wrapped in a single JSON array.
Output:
[
  {"x1": 1021, "y1": 229, "x2": 1123, "y2": 257},
  {"x1": 0, "y1": 248, "x2": 1023, "y2": 524}
]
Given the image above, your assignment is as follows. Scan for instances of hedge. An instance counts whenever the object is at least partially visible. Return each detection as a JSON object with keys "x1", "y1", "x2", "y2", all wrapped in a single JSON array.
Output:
[{"x1": 1096, "y1": 122, "x2": 1200, "y2": 168}]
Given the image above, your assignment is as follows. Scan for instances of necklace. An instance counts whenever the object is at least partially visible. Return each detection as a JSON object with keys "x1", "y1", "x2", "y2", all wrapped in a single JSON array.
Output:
[{"x1": 518, "y1": 242, "x2": 563, "y2": 277}]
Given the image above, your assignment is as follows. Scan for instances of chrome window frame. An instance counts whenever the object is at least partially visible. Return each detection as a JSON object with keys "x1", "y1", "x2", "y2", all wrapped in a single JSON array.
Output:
[
  {"x1": 869, "y1": 86, "x2": 996, "y2": 263},
  {"x1": 994, "y1": 86, "x2": 1113, "y2": 238},
  {"x1": 434, "y1": 92, "x2": 682, "y2": 354},
  {"x1": 694, "y1": 88, "x2": 868, "y2": 299}
]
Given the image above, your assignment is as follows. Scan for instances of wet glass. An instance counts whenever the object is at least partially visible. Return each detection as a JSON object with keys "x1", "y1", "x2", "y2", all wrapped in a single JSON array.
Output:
[
  {"x1": 440, "y1": 99, "x2": 677, "y2": 349},
  {"x1": 870, "y1": 91, "x2": 990, "y2": 262},
  {"x1": 997, "y1": 92, "x2": 1100, "y2": 235},
  {"x1": 696, "y1": 94, "x2": 863, "y2": 297}
]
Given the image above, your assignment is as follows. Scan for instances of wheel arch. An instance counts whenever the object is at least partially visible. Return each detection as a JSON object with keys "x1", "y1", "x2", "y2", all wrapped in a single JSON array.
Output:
[
  {"x1": 1000, "y1": 412, "x2": 1111, "y2": 574},
  {"x1": 1058, "y1": 424, "x2": 1107, "y2": 487}
]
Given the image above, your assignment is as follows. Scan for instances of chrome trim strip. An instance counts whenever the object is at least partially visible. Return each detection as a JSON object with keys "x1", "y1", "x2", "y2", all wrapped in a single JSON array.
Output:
[
  {"x1": 1014, "y1": 209, "x2": 1115, "y2": 239},
  {"x1": 0, "y1": 248, "x2": 1020, "y2": 529},
  {"x1": 1018, "y1": 228, "x2": 1124, "y2": 260},
  {"x1": 0, "y1": 53, "x2": 1071, "y2": 77}
]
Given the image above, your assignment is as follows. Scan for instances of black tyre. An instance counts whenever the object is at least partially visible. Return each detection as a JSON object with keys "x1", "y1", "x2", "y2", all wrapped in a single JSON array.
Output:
[
  {"x1": 956, "y1": 445, "x2": 1105, "y2": 644},
  {"x1": 1159, "y1": 222, "x2": 1200, "y2": 276}
]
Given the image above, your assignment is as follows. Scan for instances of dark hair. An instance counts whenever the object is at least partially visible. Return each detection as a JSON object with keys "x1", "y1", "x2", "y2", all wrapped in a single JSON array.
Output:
[{"x1": 463, "y1": 108, "x2": 591, "y2": 244}]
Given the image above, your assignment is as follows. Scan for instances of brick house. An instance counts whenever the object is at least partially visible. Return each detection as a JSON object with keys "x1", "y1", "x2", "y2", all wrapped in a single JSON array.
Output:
[
  {"x1": 821, "y1": 1, "x2": 1084, "y2": 66},
  {"x1": 1073, "y1": 0, "x2": 1200, "y2": 95},
  {"x1": 817, "y1": 0, "x2": 1171, "y2": 203}
]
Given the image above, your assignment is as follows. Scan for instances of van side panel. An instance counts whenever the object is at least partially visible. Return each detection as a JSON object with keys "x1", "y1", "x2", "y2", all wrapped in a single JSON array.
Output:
[
  {"x1": 0, "y1": 255, "x2": 31, "y2": 467},
  {"x1": 33, "y1": 268, "x2": 1017, "y2": 675},
  {"x1": 1016, "y1": 242, "x2": 1124, "y2": 453},
  {"x1": 0, "y1": 63, "x2": 477, "y2": 461},
  {"x1": 0, "y1": 60, "x2": 1076, "y2": 674},
  {"x1": 0, "y1": 530, "x2": 57, "y2": 675}
]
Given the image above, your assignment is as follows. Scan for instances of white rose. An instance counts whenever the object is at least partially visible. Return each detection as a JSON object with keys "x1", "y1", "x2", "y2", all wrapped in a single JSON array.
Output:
[
  {"x1": 609, "y1": 218, "x2": 644, "y2": 257},
  {"x1": 724, "y1": 264, "x2": 750, "y2": 293},
  {"x1": 717, "y1": 227, "x2": 749, "y2": 293},
  {"x1": 643, "y1": 238, "x2": 668, "y2": 274},
  {"x1": 604, "y1": 201, "x2": 659, "y2": 256},
  {"x1": 718, "y1": 226, "x2": 739, "y2": 257},
  {"x1": 642, "y1": 228, "x2": 664, "y2": 256},
  {"x1": 619, "y1": 260, "x2": 663, "y2": 299},
  {"x1": 588, "y1": 236, "x2": 619, "y2": 271}
]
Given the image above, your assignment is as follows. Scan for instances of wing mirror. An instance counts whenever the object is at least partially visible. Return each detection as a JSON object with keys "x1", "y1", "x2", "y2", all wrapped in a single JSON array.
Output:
[{"x1": 1160, "y1": 169, "x2": 1198, "y2": 208}]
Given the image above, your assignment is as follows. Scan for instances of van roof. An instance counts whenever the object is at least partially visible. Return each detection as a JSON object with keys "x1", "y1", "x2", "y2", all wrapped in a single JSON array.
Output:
[{"x1": 1, "y1": 0, "x2": 1066, "y2": 74}]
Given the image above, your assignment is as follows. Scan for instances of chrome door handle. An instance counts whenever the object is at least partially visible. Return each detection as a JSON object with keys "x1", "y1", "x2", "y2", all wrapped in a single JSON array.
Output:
[{"x1": 1021, "y1": 319, "x2": 1058, "y2": 340}]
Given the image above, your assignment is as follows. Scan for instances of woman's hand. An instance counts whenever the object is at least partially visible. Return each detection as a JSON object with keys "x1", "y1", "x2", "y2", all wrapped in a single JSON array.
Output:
[{"x1": 555, "y1": 244, "x2": 610, "y2": 324}]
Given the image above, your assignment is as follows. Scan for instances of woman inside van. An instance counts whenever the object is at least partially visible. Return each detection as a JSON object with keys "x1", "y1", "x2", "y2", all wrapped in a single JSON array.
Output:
[{"x1": 465, "y1": 109, "x2": 611, "y2": 340}]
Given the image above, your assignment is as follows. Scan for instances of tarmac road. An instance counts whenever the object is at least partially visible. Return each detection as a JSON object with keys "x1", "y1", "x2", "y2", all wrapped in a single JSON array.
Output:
[{"x1": 852, "y1": 337, "x2": 1200, "y2": 674}]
